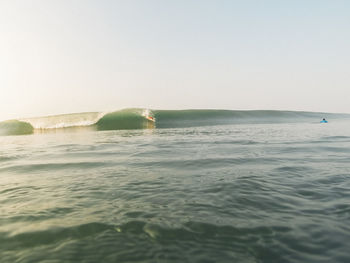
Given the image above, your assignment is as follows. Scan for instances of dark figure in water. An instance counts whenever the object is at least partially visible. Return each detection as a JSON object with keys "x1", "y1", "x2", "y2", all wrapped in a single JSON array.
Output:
[{"x1": 320, "y1": 118, "x2": 328, "y2": 123}]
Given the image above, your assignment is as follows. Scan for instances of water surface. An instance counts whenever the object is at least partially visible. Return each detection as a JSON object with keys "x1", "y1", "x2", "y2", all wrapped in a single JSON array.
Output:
[{"x1": 1, "y1": 121, "x2": 350, "y2": 262}]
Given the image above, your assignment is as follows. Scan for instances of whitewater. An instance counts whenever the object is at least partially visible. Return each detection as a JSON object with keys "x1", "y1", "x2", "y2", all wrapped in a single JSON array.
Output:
[{"x1": 1, "y1": 109, "x2": 350, "y2": 263}]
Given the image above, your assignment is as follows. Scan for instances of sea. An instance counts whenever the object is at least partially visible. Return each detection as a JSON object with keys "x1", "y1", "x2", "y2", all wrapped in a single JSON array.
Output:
[{"x1": 1, "y1": 109, "x2": 350, "y2": 263}]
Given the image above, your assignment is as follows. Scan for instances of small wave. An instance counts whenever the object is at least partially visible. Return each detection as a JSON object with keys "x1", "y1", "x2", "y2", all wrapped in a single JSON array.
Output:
[
  {"x1": 1, "y1": 222, "x2": 112, "y2": 249},
  {"x1": 320, "y1": 136, "x2": 350, "y2": 141},
  {"x1": 0, "y1": 161, "x2": 109, "y2": 174}
]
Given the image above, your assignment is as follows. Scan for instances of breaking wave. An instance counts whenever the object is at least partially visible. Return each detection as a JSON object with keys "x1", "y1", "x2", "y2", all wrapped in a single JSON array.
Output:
[
  {"x1": 0, "y1": 108, "x2": 349, "y2": 136},
  {"x1": 0, "y1": 120, "x2": 34, "y2": 136}
]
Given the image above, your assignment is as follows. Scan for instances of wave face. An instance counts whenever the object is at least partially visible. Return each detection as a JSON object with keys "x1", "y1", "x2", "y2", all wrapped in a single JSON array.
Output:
[
  {"x1": 153, "y1": 109, "x2": 349, "y2": 128},
  {"x1": 0, "y1": 108, "x2": 349, "y2": 136},
  {"x1": 96, "y1": 109, "x2": 155, "y2": 130},
  {"x1": 0, "y1": 120, "x2": 34, "y2": 136}
]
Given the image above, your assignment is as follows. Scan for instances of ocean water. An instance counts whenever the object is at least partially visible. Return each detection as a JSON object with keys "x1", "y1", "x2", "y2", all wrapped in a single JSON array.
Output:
[{"x1": 1, "y1": 111, "x2": 350, "y2": 263}]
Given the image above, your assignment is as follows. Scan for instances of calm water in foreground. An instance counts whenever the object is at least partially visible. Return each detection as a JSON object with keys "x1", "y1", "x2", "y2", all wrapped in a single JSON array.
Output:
[{"x1": 1, "y1": 121, "x2": 350, "y2": 263}]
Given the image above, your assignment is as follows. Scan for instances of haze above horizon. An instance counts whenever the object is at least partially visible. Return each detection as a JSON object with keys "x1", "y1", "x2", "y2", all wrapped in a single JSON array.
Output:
[{"x1": 1, "y1": 0, "x2": 349, "y2": 121}]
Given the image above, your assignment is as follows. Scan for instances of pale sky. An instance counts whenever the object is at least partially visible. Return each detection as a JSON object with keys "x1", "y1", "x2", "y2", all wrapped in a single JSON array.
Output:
[{"x1": 1, "y1": 0, "x2": 349, "y2": 121}]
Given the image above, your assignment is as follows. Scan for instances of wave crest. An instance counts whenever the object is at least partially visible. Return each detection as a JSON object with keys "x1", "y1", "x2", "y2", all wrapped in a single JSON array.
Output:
[
  {"x1": 0, "y1": 108, "x2": 349, "y2": 136},
  {"x1": 96, "y1": 109, "x2": 155, "y2": 130}
]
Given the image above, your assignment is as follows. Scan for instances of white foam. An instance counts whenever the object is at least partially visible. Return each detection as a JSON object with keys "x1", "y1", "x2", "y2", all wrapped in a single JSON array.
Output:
[{"x1": 21, "y1": 112, "x2": 106, "y2": 129}]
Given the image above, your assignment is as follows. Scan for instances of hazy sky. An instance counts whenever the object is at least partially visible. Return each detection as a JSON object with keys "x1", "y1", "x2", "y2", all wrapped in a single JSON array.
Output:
[{"x1": 1, "y1": 0, "x2": 349, "y2": 120}]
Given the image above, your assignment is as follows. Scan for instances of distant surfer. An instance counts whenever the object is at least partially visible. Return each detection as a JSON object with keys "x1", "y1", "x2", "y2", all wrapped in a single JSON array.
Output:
[
  {"x1": 320, "y1": 118, "x2": 328, "y2": 123},
  {"x1": 147, "y1": 116, "x2": 155, "y2": 122},
  {"x1": 142, "y1": 109, "x2": 155, "y2": 122}
]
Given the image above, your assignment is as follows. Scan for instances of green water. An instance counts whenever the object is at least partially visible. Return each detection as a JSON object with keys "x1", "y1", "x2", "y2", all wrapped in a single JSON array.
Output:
[
  {"x1": 1, "y1": 121, "x2": 350, "y2": 262},
  {"x1": 1, "y1": 108, "x2": 348, "y2": 136}
]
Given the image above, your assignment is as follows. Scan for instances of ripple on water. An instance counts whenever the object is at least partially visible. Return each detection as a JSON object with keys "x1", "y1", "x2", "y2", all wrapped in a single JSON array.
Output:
[{"x1": 1, "y1": 123, "x2": 350, "y2": 262}]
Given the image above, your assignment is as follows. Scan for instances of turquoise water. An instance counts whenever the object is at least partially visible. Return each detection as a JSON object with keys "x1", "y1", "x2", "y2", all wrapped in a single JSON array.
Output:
[{"x1": 1, "y1": 116, "x2": 350, "y2": 262}]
